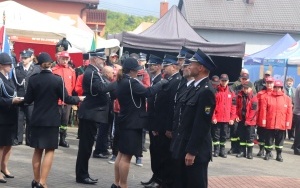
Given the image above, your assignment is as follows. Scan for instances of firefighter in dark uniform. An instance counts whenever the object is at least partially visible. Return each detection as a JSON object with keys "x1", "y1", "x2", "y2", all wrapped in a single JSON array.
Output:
[
  {"x1": 75, "y1": 49, "x2": 115, "y2": 185},
  {"x1": 12, "y1": 50, "x2": 40, "y2": 145},
  {"x1": 141, "y1": 54, "x2": 164, "y2": 187},
  {"x1": 151, "y1": 54, "x2": 181, "y2": 187},
  {"x1": 171, "y1": 48, "x2": 216, "y2": 188}
]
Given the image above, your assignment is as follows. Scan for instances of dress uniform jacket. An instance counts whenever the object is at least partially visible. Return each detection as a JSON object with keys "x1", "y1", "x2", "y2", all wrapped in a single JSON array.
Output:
[
  {"x1": 117, "y1": 75, "x2": 164, "y2": 130},
  {"x1": 24, "y1": 70, "x2": 80, "y2": 127},
  {"x1": 171, "y1": 77, "x2": 216, "y2": 161},
  {"x1": 78, "y1": 64, "x2": 115, "y2": 124},
  {"x1": 151, "y1": 72, "x2": 181, "y2": 133},
  {"x1": 0, "y1": 73, "x2": 17, "y2": 125},
  {"x1": 147, "y1": 73, "x2": 162, "y2": 131},
  {"x1": 12, "y1": 63, "x2": 41, "y2": 98}
]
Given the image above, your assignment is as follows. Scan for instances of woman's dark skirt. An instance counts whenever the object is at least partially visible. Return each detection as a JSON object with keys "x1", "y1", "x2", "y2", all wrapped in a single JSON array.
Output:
[
  {"x1": 0, "y1": 124, "x2": 16, "y2": 146},
  {"x1": 30, "y1": 126, "x2": 59, "y2": 149},
  {"x1": 118, "y1": 128, "x2": 142, "y2": 156}
]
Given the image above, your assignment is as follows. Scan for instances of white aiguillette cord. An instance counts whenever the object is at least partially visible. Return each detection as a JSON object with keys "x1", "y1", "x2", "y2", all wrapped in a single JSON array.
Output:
[{"x1": 129, "y1": 78, "x2": 141, "y2": 109}]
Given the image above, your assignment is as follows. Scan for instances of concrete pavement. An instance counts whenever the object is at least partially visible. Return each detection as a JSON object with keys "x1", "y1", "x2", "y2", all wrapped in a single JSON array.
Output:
[{"x1": 3, "y1": 128, "x2": 300, "y2": 188}]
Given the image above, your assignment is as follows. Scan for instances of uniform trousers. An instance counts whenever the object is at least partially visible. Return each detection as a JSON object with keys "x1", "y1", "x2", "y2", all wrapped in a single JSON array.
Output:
[
  {"x1": 288, "y1": 115, "x2": 297, "y2": 139},
  {"x1": 173, "y1": 156, "x2": 209, "y2": 188},
  {"x1": 264, "y1": 129, "x2": 285, "y2": 152},
  {"x1": 237, "y1": 122, "x2": 255, "y2": 145},
  {"x1": 293, "y1": 114, "x2": 300, "y2": 154},
  {"x1": 212, "y1": 122, "x2": 228, "y2": 145},
  {"x1": 94, "y1": 123, "x2": 109, "y2": 154},
  {"x1": 229, "y1": 122, "x2": 239, "y2": 143},
  {"x1": 257, "y1": 126, "x2": 266, "y2": 145},
  {"x1": 76, "y1": 119, "x2": 98, "y2": 180},
  {"x1": 16, "y1": 104, "x2": 33, "y2": 144},
  {"x1": 58, "y1": 105, "x2": 72, "y2": 126}
]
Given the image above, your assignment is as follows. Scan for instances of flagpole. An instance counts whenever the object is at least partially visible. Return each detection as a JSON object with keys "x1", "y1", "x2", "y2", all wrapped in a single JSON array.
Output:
[{"x1": 3, "y1": 11, "x2": 5, "y2": 25}]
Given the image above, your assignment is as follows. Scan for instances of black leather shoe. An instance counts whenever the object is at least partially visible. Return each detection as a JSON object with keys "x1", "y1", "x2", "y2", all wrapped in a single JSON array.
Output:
[
  {"x1": 31, "y1": 180, "x2": 38, "y2": 188},
  {"x1": 1, "y1": 170, "x2": 14, "y2": 178},
  {"x1": 111, "y1": 183, "x2": 121, "y2": 188},
  {"x1": 76, "y1": 177, "x2": 98, "y2": 184},
  {"x1": 93, "y1": 153, "x2": 109, "y2": 159},
  {"x1": 144, "y1": 181, "x2": 161, "y2": 188},
  {"x1": 36, "y1": 183, "x2": 45, "y2": 188},
  {"x1": 0, "y1": 178, "x2": 7, "y2": 183},
  {"x1": 141, "y1": 178, "x2": 153, "y2": 185}
]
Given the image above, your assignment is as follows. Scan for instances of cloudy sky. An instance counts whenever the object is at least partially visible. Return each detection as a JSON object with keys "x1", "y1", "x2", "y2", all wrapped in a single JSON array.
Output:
[{"x1": 99, "y1": 0, "x2": 179, "y2": 17}]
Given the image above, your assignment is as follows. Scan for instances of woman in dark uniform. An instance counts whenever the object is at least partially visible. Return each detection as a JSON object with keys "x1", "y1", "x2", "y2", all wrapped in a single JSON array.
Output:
[
  {"x1": 0, "y1": 53, "x2": 24, "y2": 184},
  {"x1": 112, "y1": 57, "x2": 168, "y2": 188},
  {"x1": 24, "y1": 52, "x2": 83, "y2": 188}
]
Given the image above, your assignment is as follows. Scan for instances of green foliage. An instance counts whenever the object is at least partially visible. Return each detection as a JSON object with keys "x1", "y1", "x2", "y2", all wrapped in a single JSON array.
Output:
[{"x1": 103, "y1": 10, "x2": 158, "y2": 36}]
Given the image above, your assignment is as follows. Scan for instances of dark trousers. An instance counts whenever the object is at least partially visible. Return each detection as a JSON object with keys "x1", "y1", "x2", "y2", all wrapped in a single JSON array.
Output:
[
  {"x1": 76, "y1": 119, "x2": 98, "y2": 180},
  {"x1": 150, "y1": 133, "x2": 174, "y2": 185},
  {"x1": 294, "y1": 114, "x2": 300, "y2": 153},
  {"x1": 173, "y1": 156, "x2": 209, "y2": 188},
  {"x1": 58, "y1": 105, "x2": 72, "y2": 125},
  {"x1": 288, "y1": 115, "x2": 297, "y2": 139},
  {"x1": 16, "y1": 105, "x2": 33, "y2": 144},
  {"x1": 257, "y1": 126, "x2": 266, "y2": 145},
  {"x1": 94, "y1": 123, "x2": 109, "y2": 154},
  {"x1": 111, "y1": 113, "x2": 120, "y2": 156},
  {"x1": 264, "y1": 129, "x2": 285, "y2": 152},
  {"x1": 237, "y1": 122, "x2": 255, "y2": 145},
  {"x1": 212, "y1": 122, "x2": 228, "y2": 145},
  {"x1": 229, "y1": 122, "x2": 239, "y2": 142}
]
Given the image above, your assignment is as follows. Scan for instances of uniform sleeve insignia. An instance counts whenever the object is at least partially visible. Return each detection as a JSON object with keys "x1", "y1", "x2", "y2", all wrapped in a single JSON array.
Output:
[{"x1": 205, "y1": 106, "x2": 211, "y2": 114}]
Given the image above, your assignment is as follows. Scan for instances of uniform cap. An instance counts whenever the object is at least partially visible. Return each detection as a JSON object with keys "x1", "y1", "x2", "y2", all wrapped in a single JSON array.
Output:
[
  {"x1": 0, "y1": 53, "x2": 12, "y2": 65},
  {"x1": 220, "y1": 74, "x2": 229, "y2": 81},
  {"x1": 89, "y1": 48, "x2": 107, "y2": 60},
  {"x1": 138, "y1": 52, "x2": 147, "y2": 61},
  {"x1": 242, "y1": 81, "x2": 253, "y2": 88},
  {"x1": 183, "y1": 51, "x2": 194, "y2": 66},
  {"x1": 37, "y1": 52, "x2": 53, "y2": 65},
  {"x1": 265, "y1": 77, "x2": 274, "y2": 82},
  {"x1": 177, "y1": 46, "x2": 195, "y2": 59},
  {"x1": 20, "y1": 50, "x2": 33, "y2": 58},
  {"x1": 58, "y1": 51, "x2": 70, "y2": 58},
  {"x1": 129, "y1": 53, "x2": 139, "y2": 60},
  {"x1": 265, "y1": 70, "x2": 272, "y2": 75},
  {"x1": 211, "y1": 75, "x2": 220, "y2": 85},
  {"x1": 122, "y1": 57, "x2": 142, "y2": 71},
  {"x1": 240, "y1": 73, "x2": 249, "y2": 79},
  {"x1": 162, "y1": 54, "x2": 178, "y2": 66},
  {"x1": 110, "y1": 53, "x2": 118, "y2": 57},
  {"x1": 274, "y1": 80, "x2": 283, "y2": 87},
  {"x1": 189, "y1": 48, "x2": 217, "y2": 71},
  {"x1": 148, "y1": 54, "x2": 163, "y2": 65}
]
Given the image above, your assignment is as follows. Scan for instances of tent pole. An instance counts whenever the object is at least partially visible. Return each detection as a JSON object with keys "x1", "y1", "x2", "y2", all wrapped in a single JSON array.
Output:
[{"x1": 283, "y1": 59, "x2": 288, "y2": 85}]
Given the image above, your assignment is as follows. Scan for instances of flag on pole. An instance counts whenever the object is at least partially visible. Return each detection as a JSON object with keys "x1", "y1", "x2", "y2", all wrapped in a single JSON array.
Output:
[
  {"x1": 0, "y1": 26, "x2": 11, "y2": 55},
  {"x1": 90, "y1": 32, "x2": 98, "y2": 51}
]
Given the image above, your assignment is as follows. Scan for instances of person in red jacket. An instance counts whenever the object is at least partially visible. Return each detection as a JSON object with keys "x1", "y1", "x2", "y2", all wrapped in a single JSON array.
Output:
[
  {"x1": 256, "y1": 76, "x2": 274, "y2": 157},
  {"x1": 212, "y1": 74, "x2": 236, "y2": 158},
  {"x1": 236, "y1": 81, "x2": 258, "y2": 159},
  {"x1": 261, "y1": 80, "x2": 293, "y2": 162},
  {"x1": 52, "y1": 51, "x2": 76, "y2": 148}
]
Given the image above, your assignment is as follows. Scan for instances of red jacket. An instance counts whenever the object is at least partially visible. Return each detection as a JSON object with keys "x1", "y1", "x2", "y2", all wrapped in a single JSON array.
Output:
[
  {"x1": 256, "y1": 89, "x2": 272, "y2": 127},
  {"x1": 52, "y1": 64, "x2": 76, "y2": 105},
  {"x1": 261, "y1": 91, "x2": 293, "y2": 130},
  {"x1": 75, "y1": 74, "x2": 83, "y2": 96},
  {"x1": 212, "y1": 85, "x2": 236, "y2": 122},
  {"x1": 236, "y1": 91, "x2": 258, "y2": 126}
]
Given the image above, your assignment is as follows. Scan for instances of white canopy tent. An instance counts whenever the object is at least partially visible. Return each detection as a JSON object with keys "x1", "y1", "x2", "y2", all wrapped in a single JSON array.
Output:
[{"x1": 0, "y1": 1, "x2": 94, "y2": 52}]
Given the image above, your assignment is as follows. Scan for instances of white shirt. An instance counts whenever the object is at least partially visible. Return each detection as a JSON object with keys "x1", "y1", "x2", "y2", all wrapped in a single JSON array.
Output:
[
  {"x1": 194, "y1": 76, "x2": 208, "y2": 87},
  {"x1": 187, "y1": 79, "x2": 194, "y2": 87}
]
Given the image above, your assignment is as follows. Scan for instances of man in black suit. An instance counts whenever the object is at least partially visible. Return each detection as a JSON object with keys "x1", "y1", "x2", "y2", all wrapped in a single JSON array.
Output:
[
  {"x1": 141, "y1": 54, "x2": 164, "y2": 187},
  {"x1": 171, "y1": 48, "x2": 216, "y2": 188},
  {"x1": 12, "y1": 49, "x2": 40, "y2": 145},
  {"x1": 75, "y1": 49, "x2": 115, "y2": 185}
]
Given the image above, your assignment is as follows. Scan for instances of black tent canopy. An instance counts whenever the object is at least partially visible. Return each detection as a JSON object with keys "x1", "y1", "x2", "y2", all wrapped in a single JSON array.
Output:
[{"x1": 108, "y1": 5, "x2": 246, "y2": 81}]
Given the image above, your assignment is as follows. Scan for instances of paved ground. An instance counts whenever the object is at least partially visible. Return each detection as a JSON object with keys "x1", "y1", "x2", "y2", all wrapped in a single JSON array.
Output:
[{"x1": 3, "y1": 127, "x2": 300, "y2": 188}]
